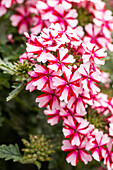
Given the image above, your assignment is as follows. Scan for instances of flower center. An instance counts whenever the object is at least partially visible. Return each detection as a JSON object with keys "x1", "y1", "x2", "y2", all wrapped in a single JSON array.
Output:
[
  {"x1": 47, "y1": 73, "x2": 51, "y2": 77},
  {"x1": 58, "y1": 61, "x2": 62, "y2": 65},
  {"x1": 67, "y1": 81, "x2": 71, "y2": 86}
]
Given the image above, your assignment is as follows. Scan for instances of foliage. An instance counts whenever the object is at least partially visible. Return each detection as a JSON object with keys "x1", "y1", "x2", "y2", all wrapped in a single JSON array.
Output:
[
  {"x1": 0, "y1": 135, "x2": 55, "y2": 170},
  {"x1": 6, "y1": 83, "x2": 25, "y2": 101},
  {"x1": 0, "y1": 144, "x2": 21, "y2": 162},
  {"x1": 21, "y1": 135, "x2": 55, "y2": 169}
]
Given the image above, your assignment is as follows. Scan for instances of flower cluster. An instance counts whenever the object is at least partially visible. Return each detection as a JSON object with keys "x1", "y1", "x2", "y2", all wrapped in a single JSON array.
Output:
[
  {"x1": 0, "y1": 0, "x2": 113, "y2": 51},
  {"x1": 22, "y1": 21, "x2": 113, "y2": 170}
]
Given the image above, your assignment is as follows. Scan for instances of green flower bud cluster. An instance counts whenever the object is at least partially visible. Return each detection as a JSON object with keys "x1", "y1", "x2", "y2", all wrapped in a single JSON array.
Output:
[
  {"x1": 14, "y1": 61, "x2": 32, "y2": 76},
  {"x1": 12, "y1": 61, "x2": 33, "y2": 82},
  {"x1": 86, "y1": 108, "x2": 108, "y2": 133},
  {"x1": 76, "y1": 7, "x2": 93, "y2": 27},
  {"x1": 20, "y1": 135, "x2": 55, "y2": 169}
]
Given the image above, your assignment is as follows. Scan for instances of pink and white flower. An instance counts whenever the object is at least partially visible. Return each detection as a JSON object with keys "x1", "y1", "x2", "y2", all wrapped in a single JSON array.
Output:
[
  {"x1": 93, "y1": 9, "x2": 113, "y2": 39},
  {"x1": 78, "y1": 62, "x2": 100, "y2": 94},
  {"x1": 44, "y1": 106, "x2": 61, "y2": 126},
  {"x1": 10, "y1": 5, "x2": 32, "y2": 34},
  {"x1": 84, "y1": 23, "x2": 110, "y2": 49},
  {"x1": 82, "y1": 42, "x2": 107, "y2": 65},
  {"x1": 67, "y1": 91, "x2": 90, "y2": 114},
  {"x1": 47, "y1": 47, "x2": 75, "y2": 74},
  {"x1": 61, "y1": 138, "x2": 92, "y2": 166},
  {"x1": 35, "y1": 86, "x2": 60, "y2": 110},
  {"x1": 52, "y1": 70, "x2": 82, "y2": 103},
  {"x1": 104, "y1": 139, "x2": 113, "y2": 170},
  {"x1": 49, "y1": 4, "x2": 78, "y2": 30},
  {"x1": 63, "y1": 116, "x2": 89, "y2": 146},
  {"x1": 86, "y1": 131, "x2": 109, "y2": 161},
  {"x1": 26, "y1": 33, "x2": 61, "y2": 62},
  {"x1": 32, "y1": 64, "x2": 61, "y2": 90},
  {"x1": 19, "y1": 52, "x2": 35, "y2": 64},
  {"x1": 60, "y1": 106, "x2": 85, "y2": 123}
]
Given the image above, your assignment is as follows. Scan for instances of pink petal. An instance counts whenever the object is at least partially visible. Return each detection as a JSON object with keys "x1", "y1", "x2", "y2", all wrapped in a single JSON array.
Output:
[
  {"x1": 100, "y1": 147, "x2": 106, "y2": 158},
  {"x1": 61, "y1": 140, "x2": 75, "y2": 151},
  {"x1": 32, "y1": 76, "x2": 48, "y2": 90},
  {"x1": 61, "y1": 64, "x2": 71, "y2": 74},
  {"x1": 59, "y1": 47, "x2": 68, "y2": 61},
  {"x1": 10, "y1": 15, "x2": 22, "y2": 26},
  {"x1": 78, "y1": 119, "x2": 89, "y2": 130},
  {"x1": 90, "y1": 82, "x2": 100, "y2": 94},
  {"x1": 34, "y1": 65, "x2": 47, "y2": 74},
  {"x1": 66, "y1": 151, "x2": 78, "y2": 166},
  {"x1": 26, "y1": 43, "x2": 42, "y2": 53},
  {"x1": 63, "y1": 128, "x2": 74, "y2": 138},
  {"x1": 71, "y1": 133, "x2": 81, "y2": 146},
  {"x1": 70, "y1": 71, "x2": 81, "y2": 82},
  {"x1": 92, "y1": 149, "x2": 100, "y2": 161},
  {"x1": 76, "y1": 99, "x2": 86, "y2": 113},
  {"x1": 55, "y1": 4, "x2": 65, "y2": 16},
  {"x1": 52, "y1": 77, "x2": 66, "y2": 87},
  {"x1": 36, "y1": 95, "x2": 52, "y2": 108},
  {"x1": 66, "y1": 19, "x2": 78, "y2": 28},
  {"x1": 62, "y1": 54, "x2": 75, "y2": 63},
  {"x1": 0, "y1": 5, "x2": 7, "y2": 16},
  {"x1": 26, "y1": 81, "x2": 36, "y2": 92},
  {"x1": 31, "y1": 23, "x2": 42, "y2": 35},
  {"x1": 47, "y1": 115, "x2": 60, "y2": 125},
  {"x1": 48, "y1": 63, "x2": 59, "y2": 72},
  {"x1": 51, "y1": 96, "x2": 60, "y2": 110},
  {"x1": 1, "y1": 0, "x2": 12, "y2": 8},
  {"x1": 60, "y1": 86, "x2": 69, "y2": 103},
  {"x1": 46, "y1": 53, "x2": 58, "y2": 62},
  {"x1": 36, "y1": 50, "x2": 47, "y2": 63},
  {"x1": 66, "y1": 9, "x2": 78, "y2": 18},
  {"x1": 85, "y1": 24, "x2": 93, "y2": 36},
  {"x1": 80, "y1": 150, "x2": 92, "y2": 164},
  {"x1": 82, "y1": 79, "x2": 89, "y2": 92},
  {"x1": 47, "y1": 0, "x2": 59, "y2": 7},
  {"x1": 70, "y1": 84, "x2": 82, "y2": 97},
  {"x1": 18, "y1": 22, "x2": 28, "y2": 34},
  {"x1": 63, "y1": 116, "x2": 76, "y2": 129}
]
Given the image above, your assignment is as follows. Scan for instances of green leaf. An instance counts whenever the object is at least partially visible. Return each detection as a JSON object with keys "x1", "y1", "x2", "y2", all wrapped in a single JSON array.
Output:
[
  {"x1": 0, "y1": 144, "x2": 21, "y2": 162},
  {"x1": 6, "y1": 83, "x2": 25, "y2": 102},
  {"x1": 34, "y1": 161, "x2": 41, "y2": 169},
  {"x1": 0, "y1": 59, "x2": 15, "y2": 75}
]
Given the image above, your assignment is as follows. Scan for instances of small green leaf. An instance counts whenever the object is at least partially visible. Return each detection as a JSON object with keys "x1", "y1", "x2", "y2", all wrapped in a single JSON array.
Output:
[
  {"x1": 34, "y1": 161, "x2": 41, "y2": 169},
  {"x1": 0, "y1": 58, "x2": 15, "y2": 75},
  {"x1": 6, "y1": 83, "x2": 25, "y2": 101},
  {"x1": 0, "y1": 144, "x2": 21, "y2": 162}
]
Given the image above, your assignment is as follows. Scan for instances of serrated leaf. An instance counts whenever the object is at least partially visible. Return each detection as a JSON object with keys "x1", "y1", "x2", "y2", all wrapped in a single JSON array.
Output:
[
  {"x1": 6, "y1": 83, "x2": 25, "y2": 101},
  {"x1": 0, "y1": 144, "x2": 21, "y2": 162}
]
